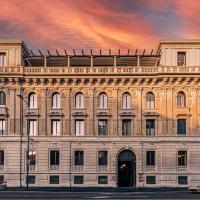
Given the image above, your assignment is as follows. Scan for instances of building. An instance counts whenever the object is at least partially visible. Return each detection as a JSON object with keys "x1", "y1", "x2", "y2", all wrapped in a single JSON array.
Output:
[{"x1": 0, "y1": 39, "x2": 200, "y2": 188}]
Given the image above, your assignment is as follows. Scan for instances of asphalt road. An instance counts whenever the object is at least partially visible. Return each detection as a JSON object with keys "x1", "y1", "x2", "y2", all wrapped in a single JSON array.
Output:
[{"x1": 0, "y1": 191, "x2": 199, "y2": 200}]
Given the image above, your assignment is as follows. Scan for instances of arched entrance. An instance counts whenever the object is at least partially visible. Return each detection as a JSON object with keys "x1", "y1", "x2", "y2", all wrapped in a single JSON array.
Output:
[{"x1": 117, "y1": 149, "x2": 136, "y2": 187}]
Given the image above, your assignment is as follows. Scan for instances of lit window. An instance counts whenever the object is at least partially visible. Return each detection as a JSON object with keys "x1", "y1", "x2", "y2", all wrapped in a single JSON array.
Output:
[
  {"x1": 99, "y1": 93, "x2": 108, "y2": 109},
  {"x1": 146, "y1": 151, "x2": 155, "y2": 166},
  {"x1": 28, "y1": 120, "x2": 37, "y2": 136},
  {"x1": 146, "y1": 119, "x2": 155, "y2": 136},
  {"x1": 28, "y1": 93, "x2": 37, "y2": 109},
  {"x1": 178, "y1": 151, "x2": 187, "y2": 166},
  {"x1": 75, "y1": 93, "x2": 84, "y2": 109},
  {"x1": 122, "y1": 119, "x2": 131, "y2": 136},
  {"x1": 98, "y1": 120, "x2": 108, "y2": 136},
  {"x1": 177, "y1": 119, "x2": 186, "y2": 135},
  {"x1": 177, "y1": 92, "x2": 186, "y2": 108},
  {"x1": 177, "y1": 52, "x2": 186, "y2": 66},
  {"x1": 122, "y1": 92, "x2": 131, "y2": 109},
  {"x1": 74, "y1": 151, "x2": 84, "y2": 166},
  {"x1": 51, "y1": 120, "x2": 60, "y2": 136},
  {"x1": 0, "y1": 53, "x2": 6, "y2": 67},
  {"x1": 75, "y1": 120, "x2": 84, "y2": 136},
  {"x1": 0, "y1": 91, "x2": 6, "y2": 106},
  {"x1": 0, "y1": 120, "x2": 5, "y2": 135},
  {"x1": 98, "y1": 151, "x2": 108, "y2": 166},
  {"x1": 52, "y1": 92, "x2": 61, "y2": 108},
  {"x1": 146, "y1": 92, "x2": 155, "y2": 109}
]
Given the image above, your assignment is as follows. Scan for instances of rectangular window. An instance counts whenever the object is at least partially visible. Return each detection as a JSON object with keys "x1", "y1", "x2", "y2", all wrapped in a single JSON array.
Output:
[
  {"x1": 0, "y1": 151, "x2": 4, "y2": 165},
  {"x1": 28, "y1": 120, "x2": 37, "y2": 136},
  {"x1": 146, "y1": 151, "x2": 155, "y2": 166},
  {"x1": 178, "y1": 176, "x2": 188, "y2": 185},
  {"x1": 146, "y1": 176, "x2": 156, "y2": 184},
  {"x1": 98, "y1": 176, "x2": 108, "y2": 184},
  {"x1": 50, "y1": 150, "x2": 59, "y2": 166},
  {"x1": 26, "y1": 175, "x2": 35, "y2": 184},
  {"x1": 51, "y1": 120, "x2": 60, "y2": 136},
  {"x1": 0, "y1": 176, "x2": 4, "y2": 184},
  {"x1": 74, "y1": 175, "x2": 84, "y2": 184},
  {"x1": 0, "y1": 53, "x2": 6, "y2": 67},
  {"x1": 75, "y1": 120, "x2": 84, "y2": 136},
  {"x1": 50, "y1": 176, "x2": 59, "y2": 184},
  {"x1": 98, "y1": 151, "x2": 108, "y2": 166},
  {"x1": 146, "y1": 119, "x2": 155, "y2": 136},
  {"x1": 0, "y1": 120, "x2": 5, "y2": 135},
  {"x1": 74, "y1": 151, "x2": 84, "y2": 166},
  {"x1": 98, "y1": 120, "x2": 108, "y2": 136},
  {"x1": 28, "y1": 151, "x2": 36, "y2": 166},
  {"x1": 178, "y1": 151, "x2": 187, "y2": 166},
  {"x1": 177, "y1": 119, "x2": 186, "y2": 135},
  {"x1": 122, "y1": 119, "x2": 131, "y2": 136},
  {"x1": 177, "y1": 52, "x2": 186, "y2": 66}
]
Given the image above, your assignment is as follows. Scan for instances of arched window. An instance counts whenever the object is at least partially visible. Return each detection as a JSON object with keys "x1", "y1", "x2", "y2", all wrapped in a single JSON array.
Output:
[
  {"x1": 0, "y1": 91, "x2": 6, "y2": 106},
  {"x1": 75, "y1": 92, "x2": 84, "y2": 109},
  {"x1": 99, "y1": 92, "x2": 108, "y2": 109},
  {"x1": 52, "y1": 92, "x2": 61, "y2": 108},
  {"x1": 122, "y1": 92, "x2": 131, "y2": 109},
  {"x1": 146, "y1": 92, "x2": 155, "y2": 109},
  {"x1": 177, "y1": 92, "x2": 186, "y2": 108},
  {"x1": 28, "y1": 92, "x2": 37, "y2": 109}
]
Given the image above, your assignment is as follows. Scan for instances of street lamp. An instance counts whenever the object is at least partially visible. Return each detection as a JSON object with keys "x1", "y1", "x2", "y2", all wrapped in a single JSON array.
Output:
[{"x1": 17, "y1": 94, "x2": 30, "y2": 190}]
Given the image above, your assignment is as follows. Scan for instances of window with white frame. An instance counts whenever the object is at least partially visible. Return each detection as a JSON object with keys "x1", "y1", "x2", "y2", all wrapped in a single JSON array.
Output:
[
  {"x1": 75, "y1": 120, "x2": 84, "y2": 136},
  {"x1": 0, "y1": 53, "x2": 6, "y2": 67},
  {"x1": 51, "y1": 120, "x2": 60, "y2": 136},
  {"x1": 122, "y1": 92, "x2": 131, "y2": 109},
  {"x1": 99, "y1": 93, "x2": 108, "y2": 109},
  {"x1": 0, "y1": 120, "x2": 5, "y2": 135},
  {"x1": 28, "y1": 93, "x2": 37, "y2": 109},
  {"x1": 28, "y1": 120, "x2": 37, "y2": 136},
  {"x1": 75, "y1": 93, "x2": 84, "y2": 109},
  {"x1": 52, "y1": 92, "x2": 61, "y2": 108},
  {"x1": 146, "y1": 92, "x2": 155, "y2": 109},
  {"x1": 177, "y1": 92, "x2": 186, "y2": 108},
  {"x1": 0, "y1": 91, "x2": 6, "y2": 106}
]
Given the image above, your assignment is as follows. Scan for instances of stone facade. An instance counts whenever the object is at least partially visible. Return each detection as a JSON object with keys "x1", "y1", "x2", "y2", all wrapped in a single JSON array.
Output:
[{"x1": 0, "y1": 39, "x2": 200, "y2": 188}]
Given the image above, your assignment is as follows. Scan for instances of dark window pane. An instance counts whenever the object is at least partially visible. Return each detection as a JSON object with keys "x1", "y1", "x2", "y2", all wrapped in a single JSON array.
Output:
[
  {"x1": 50, "y1": 150, "x2": 59, "y2": 165},
  {"x1": 178, "y1": 176, "x2": 188, "y2": 184},
  {"x1": 146, "y1": 176, "x2": 156, "y2": 184},
  {"x1": 146, "y1": 119, "x2": 155, "y2": 136},
  {"x1": 26, "y1": 175, "x2": 35, "y2": 184},
  {"x1": 75, "y1": 151, "x2": 84, "y2": 166},
  {"x1": 146, "y1": 151, "x2": 155, "y2": 166},
  {"x1": 0, "y1": 91, "x2": 6, "y2": 106},
  {"x1": 177, "y1": 119, "x2": 186, "y2": 135},
  {"x1": 74, "y1": 176, "x2": 84, "y2": 184},
  {"x1": 98, "y1": 176, "x2": 108, "y2": 184},
  {"x1": 178, "y1": 151, "x2": 187, "y2": 166},
  {"x1": 0, "y1": 151, "x2": 4, "y2": 165},
  {"x1": 0, "y1": 176, "x2": 4, "y2": 184},
  {"x1": 50, "y1": 176, "x2": 59, "y2": 184},
  {"x1": 98, "y1": 151, "x2": 108, "y2": 166},
  {"x1": 98, "y1": 120, "x2": 108, "y2": 136},
  {"x1": 122, "y1": 119, "x2": 131, "y2": 136}
]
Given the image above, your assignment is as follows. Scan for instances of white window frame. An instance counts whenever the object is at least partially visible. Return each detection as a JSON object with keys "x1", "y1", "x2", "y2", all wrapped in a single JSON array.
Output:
[
  {"x1": 52, "y1": 93, "x2": 61, "y2": 109},
  {"x1": 28, "y1": 120, "x2": 37, "y2": 136},
  {"x1": 75, "y1": 120, "x2": 84, "y2": 136},
  {"x1": 122, "y1": 93, "x2": 131, "y2": 109},
  {"x1": 0, "y1": 120, "x2": 5, "y2": 135},
  {"x1": 52, "y1": 120, "x2": 61, "y2": 136},
  {"x1": 28, "y1": 93, "x2": 37, "y2": 109},
  {"x1": 146, "y1": 92, "x2": 155, "y2": 109},
  {"x1": 99, "y1": 93, "x2": 108, "y2": 109},
  {"x1": 75, "y1": 93, "x2": 84, "y2": 109},
  {"x1": 0, "y1": 53, "x2": 6, "y2": 67}
]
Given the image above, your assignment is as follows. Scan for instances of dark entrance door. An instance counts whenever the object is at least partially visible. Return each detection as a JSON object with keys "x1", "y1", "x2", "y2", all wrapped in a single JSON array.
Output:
[{"x1": 118, "y1": 150, "x2": 136, "y2": 187}]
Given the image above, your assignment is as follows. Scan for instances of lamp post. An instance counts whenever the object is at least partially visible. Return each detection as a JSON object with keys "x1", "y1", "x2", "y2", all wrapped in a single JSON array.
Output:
[{"x1": 17, "y1": 94, "x2": 30, "y2": 190}]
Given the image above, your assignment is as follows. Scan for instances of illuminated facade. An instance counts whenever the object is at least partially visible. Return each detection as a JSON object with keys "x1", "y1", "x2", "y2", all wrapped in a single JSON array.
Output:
[{"x1": 0, "y1": 39, "x2": 200, "y2": 188}]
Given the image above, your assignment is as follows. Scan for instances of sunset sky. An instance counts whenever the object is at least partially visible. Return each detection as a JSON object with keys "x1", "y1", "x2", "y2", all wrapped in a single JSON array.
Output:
[{"x1": 0, "y1": 0, "x2": 200, "y2": 54}]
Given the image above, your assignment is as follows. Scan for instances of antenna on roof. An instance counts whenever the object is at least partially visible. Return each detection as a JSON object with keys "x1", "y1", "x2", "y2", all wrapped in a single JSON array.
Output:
[
  {"x1": 56, "y1": 49, "x2": 60, "y2": 56},
  {"x1": 38, "y1": 49, "x2": 43, "y2": 57},
  {"x1": 30, "y1": 49, "x2": 35, "y2": 57},
  {"x1": 150, "y1": 49, "x2": 153, "y2": 55},
  {"x1": 127, "y1": 49, "x2": 130, "y2": 56},
  {"x1": 118, "y1": 49, "x2": 120, "y2": 56},
  {"x1": 73, "y1": 49, "x2": 76, "y2": 56},
  {"x1": 47, "y1": 49, "x2": 51, "y2": 57},
  {"x1": 90, "y1": 50, "x2": 93, "y2": 56},
  {"x1": 109, "y1": 49, "x2": 111, "y2": 56},
  {"x1": 81, "y1": 49, "x2": 84, "y2": 56},
  {"x1": 142, "y1": 49, "x2": 146, "y2": 56},
  {"x1": 64, "y1": 49, "x2": 68, "y2": 56},
  {"x1": 99, "y1": 49, "x2": 102, "y2": 56},
  {"x1": 135, "y1": 49, "x2": 138, "y2": 56}
]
